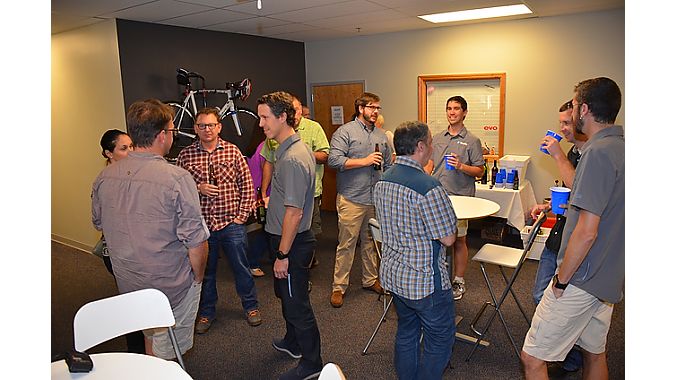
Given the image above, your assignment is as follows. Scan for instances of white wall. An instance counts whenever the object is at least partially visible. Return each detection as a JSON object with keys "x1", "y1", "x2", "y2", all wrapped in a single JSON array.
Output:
[
  {"x1": 305, "y1": 9, "x2": 624, "y2": 202},
  {"x1": 52, "y1": 19, "x2": 126, "y2": 250}
]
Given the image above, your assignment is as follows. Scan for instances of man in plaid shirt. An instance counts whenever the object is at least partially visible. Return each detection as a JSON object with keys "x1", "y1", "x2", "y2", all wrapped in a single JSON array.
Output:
[
  {"x1": 177, "y1": 107, "x2": 261, "y2": 333},
  {"x1": 374, "y1": 121, "x2": 458, "y2": 380}
]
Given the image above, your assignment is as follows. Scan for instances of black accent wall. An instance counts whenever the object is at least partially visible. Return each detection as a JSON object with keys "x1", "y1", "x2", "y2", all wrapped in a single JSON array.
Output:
[{"x1": 116, "y1": 19, "x2": 307, "y2": 157}]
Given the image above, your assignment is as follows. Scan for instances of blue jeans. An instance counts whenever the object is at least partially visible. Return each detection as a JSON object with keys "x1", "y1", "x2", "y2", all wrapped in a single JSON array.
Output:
[
  {"x1": 247, "y1": 228, "x2": 270, "y2": 269},
  {"x1": 391, "y1": 289, "x2": 456, "y2": 380},
  {"x1": 532, "y1": 246, "x2": 558, "y2": 305},
  {"x1": 532, "y1": 246, "x2": 583, "y2": 371},
  {"x1": 199, "y1": 223, "x2": 259, "y2": 318}
]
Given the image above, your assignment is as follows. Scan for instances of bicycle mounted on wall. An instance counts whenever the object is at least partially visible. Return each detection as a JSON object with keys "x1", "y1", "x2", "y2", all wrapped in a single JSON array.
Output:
[{"x1": 165, "y1": 68, "x2": 259, "y2": 160}]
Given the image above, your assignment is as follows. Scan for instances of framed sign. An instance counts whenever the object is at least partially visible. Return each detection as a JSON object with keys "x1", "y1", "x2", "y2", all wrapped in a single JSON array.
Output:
[{"x1": 418, "y1": 73, "x2": 506, "y2": 158}]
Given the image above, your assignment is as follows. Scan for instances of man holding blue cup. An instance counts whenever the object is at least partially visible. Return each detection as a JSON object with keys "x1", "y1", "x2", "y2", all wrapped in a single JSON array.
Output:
[
  {"x1": 429, "y1": 96, "x2": 485, "y2": 300},
  {"x1": 521, "y1": 77, "x2": 624, "y2": 380}
]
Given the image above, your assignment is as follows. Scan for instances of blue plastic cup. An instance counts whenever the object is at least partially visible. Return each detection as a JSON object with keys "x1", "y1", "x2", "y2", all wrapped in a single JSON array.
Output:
[
  {"x1": 506, "y1": 170, "x2": 515, "y2": 184},
  {"x1": 444, "y1": 154, "x2": 455, "y2": 170},
  {"x1": 550, "y1": 186, "x2": 571, "y2": 214},
  {"x1": 540, "y1": 130, "x2": 563, "y2": 154}
]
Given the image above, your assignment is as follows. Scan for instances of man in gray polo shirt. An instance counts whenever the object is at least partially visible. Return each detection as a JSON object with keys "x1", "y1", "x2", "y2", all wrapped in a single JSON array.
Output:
[
  {"x1": 430, "y1": 95, "x2": 485, "y2": 300},
  {"x1": 92, "y1": 99, "x2": 209, "y2": 359},
  {"x1": 521, "y1": 77, "x2": 624, "y2": 379},
  {"x1": 327, "y1": 92, "x2": 394, "y2": 308},
  {"x1": 258, "y1": 91, "x2": 323, "y2": 380}
]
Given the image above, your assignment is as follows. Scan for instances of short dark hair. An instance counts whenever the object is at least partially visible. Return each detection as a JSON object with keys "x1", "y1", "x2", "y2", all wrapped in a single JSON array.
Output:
[
  {"x1": 446, "y1": 96, "x2": 468, "y2": 111},
  {"x1": 394, "y1": 121, "x2": 431, "y2": 156},
  {"x1": 100, "y1": 129, "x2": 129, "y2": 160},
  {"x1": 195, "y1": 107, "x2": 220, "y2": 121},
  {"x1": 574, "y1": 77, "x2": 622, "y2": 124},
  {"x1": 126, "y1": 99, "x2": 174, "y2": 148},
  {"x1": 257, "y1": 91, "x2": 295, "y2": 127},
  {"x1": 559, "y1": 100, "x2": 573, "y2": 112},
  {"x1": 352, "y1": 92, "x2": 380, "y2": 119}
]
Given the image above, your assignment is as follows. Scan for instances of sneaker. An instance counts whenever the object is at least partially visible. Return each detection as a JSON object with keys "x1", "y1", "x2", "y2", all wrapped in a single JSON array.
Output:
[
  {"x1": 272, "y1": 338, "x2": 302, "y2": 359},
  {"x1": 330, "y1": 291, "x2": 343, "y2": 308},
  {"x1": 246, "y1": 309, "x2": 262, "y2": 326},
  {"x1": 278, "y1": 364, "x2": 322, "y2": 380},
  {"x1": 362, "y1": 279, "x2": 385, "y2": 295},
  {"x1": 195, "y1": 316, "x2": 214, "y2": 334},
  {"x1": 250, "y1": 268, "x2": 265, "y2": 277},
  {"x1": 452, "y1": 280, "x2": 466, "y2": 300}
]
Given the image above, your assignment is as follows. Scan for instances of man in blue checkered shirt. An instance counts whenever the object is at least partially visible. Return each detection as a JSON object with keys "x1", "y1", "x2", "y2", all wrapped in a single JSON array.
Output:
[{"x1": 374, "y1": 120, "x2": 458, "y2": 379}]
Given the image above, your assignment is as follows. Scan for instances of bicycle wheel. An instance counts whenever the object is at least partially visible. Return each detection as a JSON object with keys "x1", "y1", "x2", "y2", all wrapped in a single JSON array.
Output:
[
  {"x1": 219, "y1": 108, "x2": 262, "y2": 157},
  {"x1": 166, "y1": 102, "x2": 196, "y2": 161}
]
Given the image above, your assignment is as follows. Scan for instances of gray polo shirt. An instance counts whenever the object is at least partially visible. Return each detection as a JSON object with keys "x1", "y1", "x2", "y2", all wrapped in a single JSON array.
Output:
[
  {"x1": 265, "y1": 133, "x2": 316, "y2": 236},
  {"x1": 328, "y1": 118, "x2": 393, "y2": 205},
  {"x1": 557, "y1": 125, "x2": 625, "y2": 303},
  {"x1": 92, "y1": 152, "x2": 210, "y2": 308},
  {"x1": 431, "y1": 126, "x2": 485, "y2": 197}
]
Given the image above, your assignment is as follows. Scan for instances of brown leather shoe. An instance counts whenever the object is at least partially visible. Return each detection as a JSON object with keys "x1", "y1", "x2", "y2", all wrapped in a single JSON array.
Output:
[
  {"x1": 330, "y1": 291, "x2": 343, "y2": 308},
  {"x1": 363, "y1": 279, "x2": 385, "y2": 295}
]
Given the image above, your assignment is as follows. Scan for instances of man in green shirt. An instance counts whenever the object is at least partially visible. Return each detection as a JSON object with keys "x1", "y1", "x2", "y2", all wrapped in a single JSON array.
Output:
[{"x1": 261, "y1": 94, "x2": 330, "y2": 267}]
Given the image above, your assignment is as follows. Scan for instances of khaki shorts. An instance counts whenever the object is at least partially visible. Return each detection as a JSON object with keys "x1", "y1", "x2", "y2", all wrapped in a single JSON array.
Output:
[
  {"x1": 144, "y1": 281, "x2": 202, "y2": 359},
  {"x1": 522, "y1": 282, "x2": 613, "y2": 361},
  {"x1": 456, "y1": 219, "x2": 468, "y2": 237}
]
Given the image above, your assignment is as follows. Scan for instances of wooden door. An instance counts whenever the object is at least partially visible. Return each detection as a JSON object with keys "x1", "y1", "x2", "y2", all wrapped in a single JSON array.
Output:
[{"x1": 311, "y1": 82, "x2": 365, "y2": 211}]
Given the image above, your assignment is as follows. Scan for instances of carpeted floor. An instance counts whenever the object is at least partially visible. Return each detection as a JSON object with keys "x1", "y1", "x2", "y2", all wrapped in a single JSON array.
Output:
[{"x1": 52, "y1": 211, "x2": 624, "y2": 379}]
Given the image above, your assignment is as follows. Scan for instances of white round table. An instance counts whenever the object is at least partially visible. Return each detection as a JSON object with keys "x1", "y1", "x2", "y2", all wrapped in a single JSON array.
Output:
[
  {"x1": 51, "y1": 352, "x2": 193, "y2": 380},
  {"x1": 449, "y1": 195, "x2": 500, "y2": 219}
]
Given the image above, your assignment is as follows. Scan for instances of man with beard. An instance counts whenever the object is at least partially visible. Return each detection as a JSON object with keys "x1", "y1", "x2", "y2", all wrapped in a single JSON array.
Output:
[
  {"x1": 327, "y1": 92, "x2": 394, "y2": 308},
  {"x1": 521, "y1": 77, "x2": 624, "y2": 380}
]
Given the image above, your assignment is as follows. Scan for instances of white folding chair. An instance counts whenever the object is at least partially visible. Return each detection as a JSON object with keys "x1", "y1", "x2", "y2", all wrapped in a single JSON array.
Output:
[
  {"x1": 73, "y1": 288, "x2": 187, "y2": 370},
  {"x1": 318, "y1": 362, "x2": 347, "y2": 380},
  {"x1": 466, "y1": 212, "x2": 547, "y2": 361},
  {"x1": 361, "y1": 218, "x2": 395, "y2": 355}
]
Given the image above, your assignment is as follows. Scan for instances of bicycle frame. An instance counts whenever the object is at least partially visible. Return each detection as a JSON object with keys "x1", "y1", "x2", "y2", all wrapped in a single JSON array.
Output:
[{"x1": 171, "y1": 69, "x2": 251, "y2": 138}]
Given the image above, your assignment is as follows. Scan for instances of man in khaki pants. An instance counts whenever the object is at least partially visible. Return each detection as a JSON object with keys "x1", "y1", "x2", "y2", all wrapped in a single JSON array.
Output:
[{"x1": 327, "y1": 92, "x2": 394, "y2": 308}]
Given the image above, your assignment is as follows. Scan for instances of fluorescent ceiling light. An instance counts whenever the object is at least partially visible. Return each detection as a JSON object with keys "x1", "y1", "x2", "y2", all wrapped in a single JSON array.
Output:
[{"x1": 419, "y1": 4, "x2": 532, "y2": 23}]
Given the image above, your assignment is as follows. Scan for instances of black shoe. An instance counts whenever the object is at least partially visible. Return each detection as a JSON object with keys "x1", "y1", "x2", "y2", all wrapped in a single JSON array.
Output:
[
  {"x1": 278, "y1": 364, "x2": 322, "y2": 380},
  {"x1": 272, "y1": 338, "x2": 302, "y2": 359}
]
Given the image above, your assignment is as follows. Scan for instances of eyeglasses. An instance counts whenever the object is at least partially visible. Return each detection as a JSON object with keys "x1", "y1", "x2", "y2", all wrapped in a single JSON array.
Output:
[
  {"x1": 364, "y1": 105, "x2": 382, "y2": 111},
  {"x1": 165, "y1": 128, "x2": 178, "y2": 136},
  {"x1": 196, "y1": 123, "x2": 219, "y2": 130}
]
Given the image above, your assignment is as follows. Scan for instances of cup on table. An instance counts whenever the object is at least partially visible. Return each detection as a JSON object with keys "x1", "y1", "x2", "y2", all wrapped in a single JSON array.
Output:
[
  {"x1": 444, "y1": 154, "x2": 456, "y2": 170},
  {"x1": 550, "y1": 186, "x2": 571, "y2": 214},
  {"x1": 540, "y1": 130, "x2": 563, "y2": 154}
]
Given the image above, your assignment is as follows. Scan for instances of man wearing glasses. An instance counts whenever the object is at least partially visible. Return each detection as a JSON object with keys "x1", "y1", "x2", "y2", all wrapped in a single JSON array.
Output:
[
  {"x1": 92, "y1": 99, "x2": 209, "y2": 360},
  {"x1": 429, "y1": 96, "x2": 485, "y2": 301},
  {"x1": 327, "y1": 92, "x2": 394, "y2": 308},
  {"x1": 177, "y1": 107, "x2": 261, "y2": 333}
]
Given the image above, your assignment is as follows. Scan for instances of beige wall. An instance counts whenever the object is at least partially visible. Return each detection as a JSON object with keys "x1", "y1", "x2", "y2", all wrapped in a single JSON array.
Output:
[
  {"x1": 305, "y1": 9, "x2": 624, "y2": 202},
  {"x1": 52, "y1": 19, "x2": 126, "y2": 250}
]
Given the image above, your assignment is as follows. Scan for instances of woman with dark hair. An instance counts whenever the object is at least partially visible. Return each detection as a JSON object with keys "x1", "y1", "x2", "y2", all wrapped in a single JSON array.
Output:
[{"x1": 100, "y1": 129, "x2": 133, "y2": 164}]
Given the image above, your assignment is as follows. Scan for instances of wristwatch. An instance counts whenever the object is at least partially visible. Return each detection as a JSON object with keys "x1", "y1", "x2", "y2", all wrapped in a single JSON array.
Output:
[
  {"x1": 553, "y1": 274, "x2": 568, "y2": 290},
  {"x1": 275, "y1": 250, "x2": 288, "y2": 260}
]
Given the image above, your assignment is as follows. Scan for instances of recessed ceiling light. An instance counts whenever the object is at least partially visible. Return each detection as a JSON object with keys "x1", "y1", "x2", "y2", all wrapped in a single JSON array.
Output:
[{"x1": 419, "y1": 4, "x2": 532, "y2": 23}]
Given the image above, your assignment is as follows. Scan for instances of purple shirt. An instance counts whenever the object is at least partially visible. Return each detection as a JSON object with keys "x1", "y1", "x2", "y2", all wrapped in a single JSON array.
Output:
[{"x1": 246, "y1": 141, "x2": 269, "y2": 196}]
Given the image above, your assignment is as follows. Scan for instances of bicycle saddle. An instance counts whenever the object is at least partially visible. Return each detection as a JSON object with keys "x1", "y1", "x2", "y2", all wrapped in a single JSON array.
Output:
[{"x1": 176, "y1": 68, "x2": 190, "y2": 86}]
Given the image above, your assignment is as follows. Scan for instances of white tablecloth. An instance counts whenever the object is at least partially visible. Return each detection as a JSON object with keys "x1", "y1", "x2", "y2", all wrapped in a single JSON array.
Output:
[
  {"x1": 51, "y1": 353, "x2": 193, "y2": 380},
  {"x1": 475, "y1": 180, "x2": 537, "y2": 231}
]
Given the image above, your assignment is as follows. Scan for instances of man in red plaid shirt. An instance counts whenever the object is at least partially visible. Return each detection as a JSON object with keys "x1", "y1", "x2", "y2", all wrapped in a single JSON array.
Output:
[{"x1": 177, "y1": 107, "x2": 261, "y2": 333}]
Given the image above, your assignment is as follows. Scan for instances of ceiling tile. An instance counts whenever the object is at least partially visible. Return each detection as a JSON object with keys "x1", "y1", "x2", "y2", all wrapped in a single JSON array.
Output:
[
  {"x1": 161, "y1": 8, "x2": 253, "y2": 28},
  {"x1": 102, "y1": 0, "x2": 213, "y2": 23}
]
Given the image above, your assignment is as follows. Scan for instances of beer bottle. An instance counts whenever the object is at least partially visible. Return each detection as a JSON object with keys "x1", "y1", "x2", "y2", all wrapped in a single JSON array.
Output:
[
  {"x1": 491, "y1": 160, "x2": 499, "y2": 186},
  {"x1": 255, "y1": 187, "x2": 266, "y2": 224},
  {"x1": 480, "y1": 161, "x2": 488, "y2": 184},
  {"x1": 209, "y1": 164, "x2": 218, "y2": 186},
  {"x1": 373, "y1": 143, "x2": 382, "y2": 171},
  {"x1": 512, "y1": 169, "x2": 519, "y2": 190}
]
